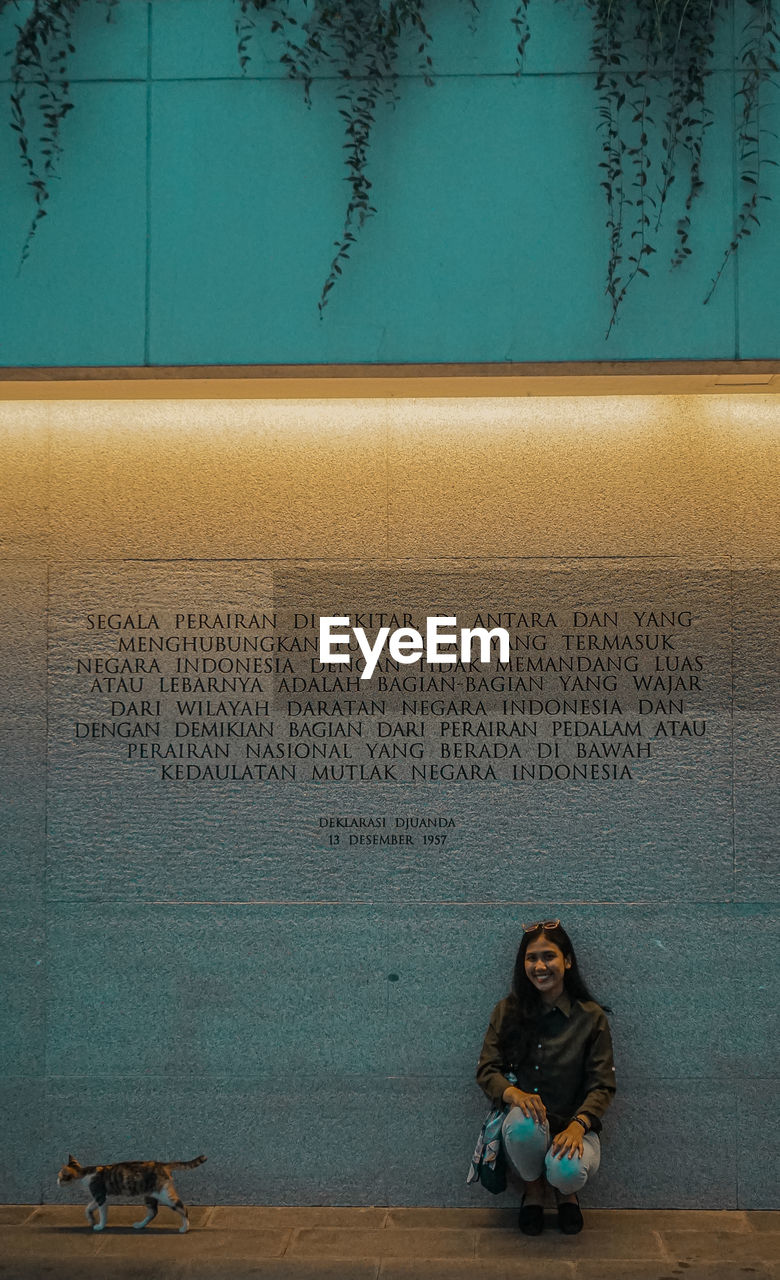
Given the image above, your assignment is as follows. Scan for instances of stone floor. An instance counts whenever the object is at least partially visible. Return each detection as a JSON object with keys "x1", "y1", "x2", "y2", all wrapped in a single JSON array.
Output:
[{"x1": 0, "y1": 1205, "x2": 778, "y2": 1279}]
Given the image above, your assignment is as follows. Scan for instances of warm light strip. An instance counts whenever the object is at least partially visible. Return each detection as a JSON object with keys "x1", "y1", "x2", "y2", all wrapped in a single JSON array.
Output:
[{"x1": 0, "y1": 362, "x2": 778, "y2": 399}]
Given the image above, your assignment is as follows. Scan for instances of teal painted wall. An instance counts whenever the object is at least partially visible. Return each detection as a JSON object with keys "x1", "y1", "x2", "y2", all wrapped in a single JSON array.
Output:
[{"x1": 0, "y1": 0, "x2": 778, "y2": 367}]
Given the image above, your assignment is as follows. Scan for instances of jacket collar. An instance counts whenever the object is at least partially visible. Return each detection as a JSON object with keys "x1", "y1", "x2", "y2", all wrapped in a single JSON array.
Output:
[{"x1": 542, "y1": 989, "x2": 573, "y2": 1018}]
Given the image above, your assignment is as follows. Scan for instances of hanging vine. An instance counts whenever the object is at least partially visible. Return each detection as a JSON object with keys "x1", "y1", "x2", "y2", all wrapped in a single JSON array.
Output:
[
  {"x1": 4, "y1": 0, "x2": 779, "y2": 331},
  {"x1": 9, "y1": 0, "x2": 78, "y2": 265},
  {"x1": 237, "y1": 0, "x2": 467, "y2": 313},
  {"x1": 705, "y1": 0, "x2": 779, "y2": 301},
  {"x1": 5, "y1": 0, "x2": 117, "y2": 264},
  {"x1": 589, "y1": 0, "x2": 724, "y2": 333}
]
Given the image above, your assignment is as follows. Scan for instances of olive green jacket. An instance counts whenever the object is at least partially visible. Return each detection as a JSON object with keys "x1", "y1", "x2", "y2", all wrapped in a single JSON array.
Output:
[{"x1": 476, "y1": 990, "x2": 616, "y2": 1134}]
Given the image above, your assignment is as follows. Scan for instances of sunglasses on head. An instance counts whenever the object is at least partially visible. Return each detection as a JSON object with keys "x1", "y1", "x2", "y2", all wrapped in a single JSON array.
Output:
[{"x1": 522, "y1": 918, "x2": 560, "y2": 933}]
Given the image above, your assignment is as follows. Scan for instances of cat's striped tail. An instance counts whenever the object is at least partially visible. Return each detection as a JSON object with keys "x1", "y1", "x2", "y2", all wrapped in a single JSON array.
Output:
[{"x1": 167, "y1": 1155, "x2": 207, "y2": 1170}]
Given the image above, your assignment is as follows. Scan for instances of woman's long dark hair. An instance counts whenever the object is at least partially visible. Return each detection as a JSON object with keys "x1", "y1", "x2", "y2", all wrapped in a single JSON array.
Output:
[{"x1": 497, "y1": 922, "x2": 605, "y2": 1067}]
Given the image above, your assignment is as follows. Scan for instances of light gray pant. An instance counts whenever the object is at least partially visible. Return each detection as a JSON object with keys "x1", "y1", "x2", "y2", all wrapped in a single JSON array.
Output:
[{"x1": 501, "y1": 1107, "x2": 601, "y2": 1194}]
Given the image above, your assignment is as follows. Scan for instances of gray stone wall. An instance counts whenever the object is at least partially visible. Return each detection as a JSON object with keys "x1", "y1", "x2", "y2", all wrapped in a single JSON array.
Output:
[{"x1": 1, "y1": 396, "x2": 777, "y2": 1207}]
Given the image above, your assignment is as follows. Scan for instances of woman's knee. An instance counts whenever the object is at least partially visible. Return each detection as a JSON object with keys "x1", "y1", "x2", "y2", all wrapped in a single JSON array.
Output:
[
  {"x1": 502, "y1": 1109, "x2": 548, "y2": 1152},
  {"x1": 501, "y1": 1109, "x2": 549, "y2": 1180},
  {"x1": 544, "y1": 1149, "x2": 588, "y2": 1194}
]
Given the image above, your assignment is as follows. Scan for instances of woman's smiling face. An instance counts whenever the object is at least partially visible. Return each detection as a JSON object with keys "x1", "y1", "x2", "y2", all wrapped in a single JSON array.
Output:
[{"x1": 524, "y1": 934, "x2": 571, "y2": 1003}]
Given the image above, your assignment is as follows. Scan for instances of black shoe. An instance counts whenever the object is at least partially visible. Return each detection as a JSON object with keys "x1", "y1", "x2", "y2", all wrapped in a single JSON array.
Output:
[
  {"x1": 518, "y1": 1197, "x2": 544, "y2": 1236},
  {"x1": 557, "y1": 1198, "x2": 583, "y2": 1234}
]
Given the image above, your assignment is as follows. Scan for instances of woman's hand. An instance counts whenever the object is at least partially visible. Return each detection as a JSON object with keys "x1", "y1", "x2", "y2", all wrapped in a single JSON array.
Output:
[
  {"x1": 502, "y1": 1086, "x2": 547, "y2": 1123},
  {"x1": 551, "y1": 1123, "x2": 584, "y2": 1160}
]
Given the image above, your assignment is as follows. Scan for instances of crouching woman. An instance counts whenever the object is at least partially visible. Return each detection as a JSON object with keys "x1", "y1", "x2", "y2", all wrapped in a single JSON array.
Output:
[{"x1": 476, "y1": 920, "x2": 616, "y2": 1235}]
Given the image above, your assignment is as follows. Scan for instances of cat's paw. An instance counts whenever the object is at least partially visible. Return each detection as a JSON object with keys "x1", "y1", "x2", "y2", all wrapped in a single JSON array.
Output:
[
  {"x1": 178, "y1": 1222, "x2": 189, "y2": 1233},
  {"x1": 132, "y1": 1220, "x2": 147, "y2": 1230},
  {"x1": 92, "y1": 1224, "x2": 105, "y2": 1232}
]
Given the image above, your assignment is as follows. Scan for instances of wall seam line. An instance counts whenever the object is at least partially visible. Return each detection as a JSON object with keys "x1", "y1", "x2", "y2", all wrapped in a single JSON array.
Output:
[
  {"x1": 39, "y1": 554, "x2": 735, "y2": 566},
  {"x1": 42, "y1": 541, "x2": 51, "y2": 1205},
  {"x1": 37, "y1": 401, "x2": 54, "y2": 1205},
  {"x1": 7, "y1": 67, "x2": 743, "y2": 86},
  {"x1": 47, "y1": 898, "x2": 750, "y2": 907},
  {"x1": 730, "y1": 554, "x2": 736, "y2": 903},
  {"x1": 384, "y1": 409, "x2": 389, "y2": 555},
  {"x1": 732, "y1": 0, "x2": 740, "y2": 360},
  {"x1": 144, "y1": 2, "x2": 153, "y2": 367}
]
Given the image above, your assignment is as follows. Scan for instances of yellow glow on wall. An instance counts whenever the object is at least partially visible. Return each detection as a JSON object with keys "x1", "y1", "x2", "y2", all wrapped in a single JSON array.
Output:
[{"x1": 0, "y1": 395, "x2": 776, "y2": 563}]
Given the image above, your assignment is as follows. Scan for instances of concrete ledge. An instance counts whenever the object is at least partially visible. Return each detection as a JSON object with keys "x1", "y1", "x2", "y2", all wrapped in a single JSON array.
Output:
[
  {"x1": 210, "y1": 1207, "x2": 388, "y2": 1230},
  {"x1": 0, "y1": 1206, "x2": 36, "y2": 1225},
  {"x1": 27, "y1": 1204, "x2": 213, "y2": 1228},
  {"x1": 287, "y1": 1227, "x2": 476, "y2": 1259},
  {"x1": 1, "y1": 1206, "x2": 777, "y2": 1280}
]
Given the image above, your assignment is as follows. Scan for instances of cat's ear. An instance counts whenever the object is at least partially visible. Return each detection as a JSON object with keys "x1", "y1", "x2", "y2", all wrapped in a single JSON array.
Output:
[{"x1": 68, "y1": 1154, "x2": 80, "y2": 1166}]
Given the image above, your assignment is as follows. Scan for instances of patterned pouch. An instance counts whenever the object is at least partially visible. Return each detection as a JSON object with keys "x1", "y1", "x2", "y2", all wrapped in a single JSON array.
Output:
[{"x1": 466, "y1": 1072, "x2": 517, "y2": 1195}]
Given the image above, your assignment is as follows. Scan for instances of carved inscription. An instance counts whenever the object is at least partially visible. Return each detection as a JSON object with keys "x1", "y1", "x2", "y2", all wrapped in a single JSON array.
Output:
[{"x1": 67, "y1": 605, "x2": 713, "y2": 784}]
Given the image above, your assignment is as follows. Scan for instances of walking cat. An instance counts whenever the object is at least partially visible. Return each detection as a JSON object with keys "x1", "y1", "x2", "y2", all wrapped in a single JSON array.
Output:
[{"x1": 57, "y1": 1153, "x2": 206, "y2": 1232}]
